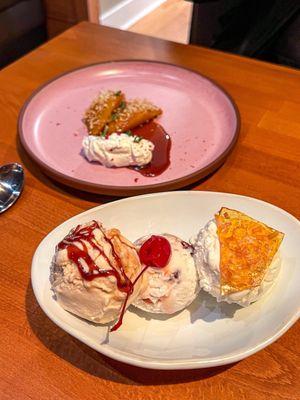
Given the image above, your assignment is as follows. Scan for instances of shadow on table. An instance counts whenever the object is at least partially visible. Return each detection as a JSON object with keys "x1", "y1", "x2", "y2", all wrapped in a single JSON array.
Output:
[{"x1": 25, "y1": 283, "x2": 236, "y2": 386}]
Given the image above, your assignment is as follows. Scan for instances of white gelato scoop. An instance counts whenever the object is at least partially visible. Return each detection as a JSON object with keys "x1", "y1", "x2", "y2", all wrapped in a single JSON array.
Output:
[
  {"x1": 82, "y1": 133, "x2": 154, "y2": 168},
  {"x1": 133, "y1": 234, "x2": 199, "y2": 314},
  {"x1": 50, "y1": 221, "x2": 143, "y2": 325},
  {"x1": 192, "y1": 219, "x2": 281, "y2": 306}
]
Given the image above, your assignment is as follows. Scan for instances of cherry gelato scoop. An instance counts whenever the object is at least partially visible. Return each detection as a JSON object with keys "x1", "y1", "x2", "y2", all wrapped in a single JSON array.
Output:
[{"x1": 133, "y1": 234, "x2": 199, "y2": 314}]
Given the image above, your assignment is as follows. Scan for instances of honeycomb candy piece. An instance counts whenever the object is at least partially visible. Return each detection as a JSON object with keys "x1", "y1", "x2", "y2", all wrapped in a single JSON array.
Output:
[{"x1": 215, "y1": 207, "x2": 284, "y2": 295}]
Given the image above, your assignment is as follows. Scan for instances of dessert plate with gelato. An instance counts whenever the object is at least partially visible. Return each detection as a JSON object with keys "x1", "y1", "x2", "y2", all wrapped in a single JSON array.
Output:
[
  {"x1": 19, "y1": 60, "x2": 239, "y2": 195},
  {"x1": 31, "y1": 191, "x2": 300, "y2": 369}
]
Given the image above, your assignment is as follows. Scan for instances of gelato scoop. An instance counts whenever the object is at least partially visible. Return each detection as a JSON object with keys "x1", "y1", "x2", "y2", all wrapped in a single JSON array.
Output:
[
  {"x1": 133, "y1": 234, "x2": 199, "y2": 314},
  {"x1": 50, "y1": 220, "x2": 143, "y2": 328},
  {"x1": 82, "y1": 133, "x2": 154, "y2": 168},
  {"x1": 192, "y1": 208, "x2": 284, "y2": 306}
]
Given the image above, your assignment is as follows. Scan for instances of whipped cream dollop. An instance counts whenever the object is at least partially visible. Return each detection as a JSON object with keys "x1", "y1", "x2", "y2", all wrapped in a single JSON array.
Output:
[
  {"x1": 82, "y1": 133, "x2": 154, "y2": 168},
  {"x1": 192, "y1": 219, "x2": 281, "y2": 307}
]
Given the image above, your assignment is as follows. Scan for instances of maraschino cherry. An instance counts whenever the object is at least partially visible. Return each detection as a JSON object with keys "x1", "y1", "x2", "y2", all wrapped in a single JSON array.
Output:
[{"x1": 139, "y1": 235, "x2": 171, "y2": 268}]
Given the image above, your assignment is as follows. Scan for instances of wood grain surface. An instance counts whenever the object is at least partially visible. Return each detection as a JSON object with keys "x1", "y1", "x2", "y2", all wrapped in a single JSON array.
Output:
[
  {"x1": 0, "y1": 22, "x2": 299, "y2": 400},
  {"x1": 129, "y1": 0, "x2": 192, "y2": 43},
  {"x1": 44, "y1": 0, "x2": 89, "y2": 38}
]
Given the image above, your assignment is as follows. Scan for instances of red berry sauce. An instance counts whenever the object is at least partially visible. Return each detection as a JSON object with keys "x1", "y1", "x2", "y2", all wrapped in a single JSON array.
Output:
[
  {"x1": 57, "y1": 225, "x2": 171, "y2": 332},
  {"x1": 131, "y1": 121, "x2": 171, "y2": 177},
  {"x1": 57, "y1": 221, "x2": 133, "y2": 331}
]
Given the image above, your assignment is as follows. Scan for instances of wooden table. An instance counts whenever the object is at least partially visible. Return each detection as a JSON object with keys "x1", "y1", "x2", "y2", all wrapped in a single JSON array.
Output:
[{"x1": 1, "y1": 22, "x2": 299, "y2": 400}]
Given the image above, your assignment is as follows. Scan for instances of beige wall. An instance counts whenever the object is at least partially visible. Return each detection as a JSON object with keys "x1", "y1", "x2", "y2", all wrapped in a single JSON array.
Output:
[{"x1": 100, "y1": 0, "x2": 124, "y2": 15}]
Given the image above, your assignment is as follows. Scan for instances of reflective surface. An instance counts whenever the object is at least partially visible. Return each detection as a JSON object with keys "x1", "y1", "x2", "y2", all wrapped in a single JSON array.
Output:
[{"x1": 0, "y1": 163, "x2": 24, "y2": 213}]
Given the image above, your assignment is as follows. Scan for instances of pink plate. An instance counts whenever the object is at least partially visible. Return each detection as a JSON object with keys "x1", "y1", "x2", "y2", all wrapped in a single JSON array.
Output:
[{"x1": 19, "y1": 61, "x2": 239, "y2": 195}]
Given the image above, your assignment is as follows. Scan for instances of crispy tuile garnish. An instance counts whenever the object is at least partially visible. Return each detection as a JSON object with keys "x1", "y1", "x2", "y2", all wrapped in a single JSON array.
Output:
[
  {"x1": 215, "y1": 207, "x2": 284, "y2": 295},
  {"x1": 106, "y1": 99, "x2": 162, "y2": 134},
  {"x1": 83, "y1": 90, "x2": 125, "y2": 136}
]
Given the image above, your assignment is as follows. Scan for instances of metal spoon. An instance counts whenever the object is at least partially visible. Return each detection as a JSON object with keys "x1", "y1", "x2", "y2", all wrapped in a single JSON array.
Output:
[{"x1": 0, "y1": 163, "x2": 24, "y2": 213}]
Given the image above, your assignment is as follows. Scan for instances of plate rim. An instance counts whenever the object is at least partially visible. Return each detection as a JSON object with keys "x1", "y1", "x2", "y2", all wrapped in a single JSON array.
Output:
[
  {"x1": 18, "y1": 59, "x2": 240, "y2": 196},
  {"x1": 31, "y1": 191, "x2": 300, "y2": 370}
]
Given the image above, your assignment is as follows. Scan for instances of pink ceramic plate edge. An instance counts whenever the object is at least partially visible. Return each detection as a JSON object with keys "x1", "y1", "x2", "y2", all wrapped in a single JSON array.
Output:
[{"x1": 18, "y1": 60, "x2": 240, "y2": 196}]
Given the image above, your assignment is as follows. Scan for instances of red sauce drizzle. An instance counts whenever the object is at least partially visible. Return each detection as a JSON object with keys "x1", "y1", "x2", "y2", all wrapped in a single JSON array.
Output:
[
  {"x1": 57, "y1": 225, "x2": 171, "y2": 332},
  {"x1": 57, "y1": 221, "x2": 132, "y2": 331},
  {"x1": 131, "y1": 121, "x2": 171, "y2": 177}
]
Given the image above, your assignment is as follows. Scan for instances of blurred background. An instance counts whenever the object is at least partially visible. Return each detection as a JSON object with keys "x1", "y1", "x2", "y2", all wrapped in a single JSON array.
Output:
[{"x1": 1, "y1": 0, "x2": 299, "y2": 69}]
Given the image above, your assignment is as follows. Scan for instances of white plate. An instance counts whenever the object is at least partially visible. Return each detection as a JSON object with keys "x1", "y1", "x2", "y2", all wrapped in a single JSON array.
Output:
[{"x1": 31, "y1": 191, "x2": 300, "y2": 370}]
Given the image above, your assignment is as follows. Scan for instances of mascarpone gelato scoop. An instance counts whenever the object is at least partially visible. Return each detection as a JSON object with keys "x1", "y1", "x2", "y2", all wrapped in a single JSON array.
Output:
[
  {"x1": 82, "y1": 133, "x2": 154, "y2": 168},
  {"x1": 133, "y1": 234, "x2": 199, "y2": 314},
  {"x1": 50, "y1": 221, "x2": 144, "y2": 325},
  {"x1": 192, "y1": 219, "x2": 281, "y2": 306}
]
